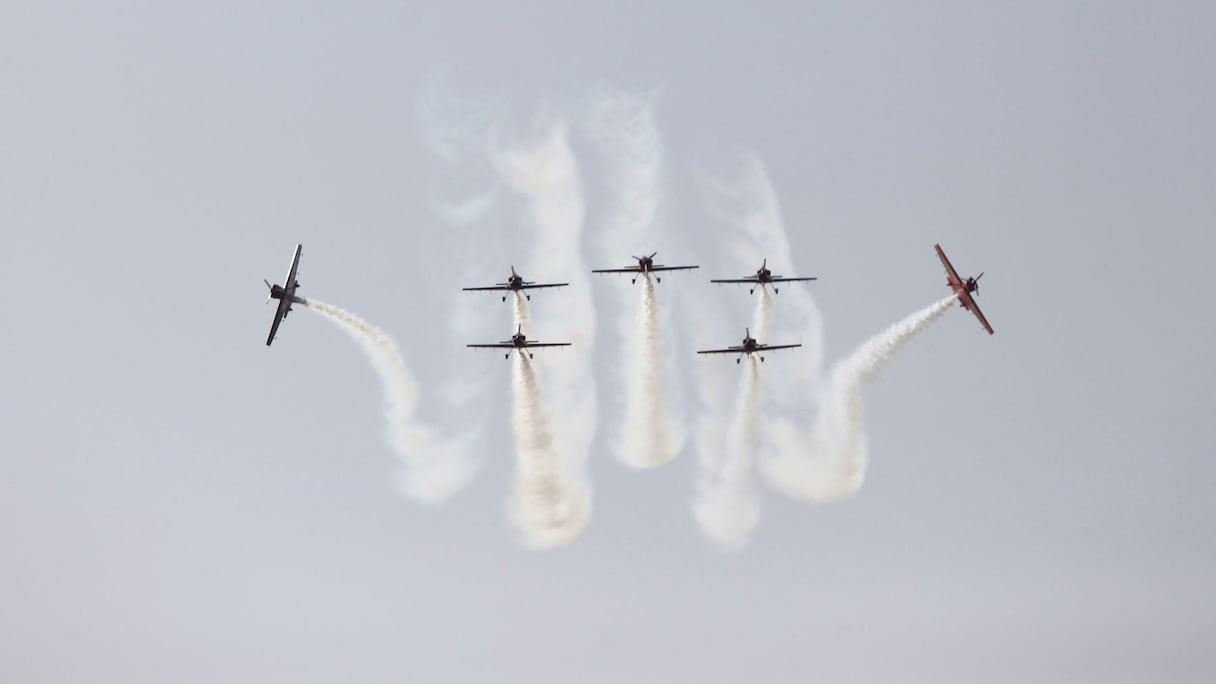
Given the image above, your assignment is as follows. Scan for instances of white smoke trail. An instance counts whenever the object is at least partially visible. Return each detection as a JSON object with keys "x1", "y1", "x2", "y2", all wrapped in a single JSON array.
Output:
[
  {"x1": 492, "y1": 115, "x2": 596, "y2": 545},
  {"x1": 697, "y1": 155, "x2": 825, "y2": 404},
  {"x1": 305, "y1": 299, "x2": 475, "y2": 503},
  {"x1": 753, "y1": 285, "x2": 773, "y2": 345},
  {"x1": 618, "y1": 274, "x2": 678, "y2": 468},
  {"x1": 762, "y1": 295, "x2": 958, "y2": 503},
  {"x1": 693, "y1": 357, "x2": 764, "y2": 548},
  {"x1": 506, "y1": 292, "x2": 590, "y2": 547},
  {"x1": 583, "y1": 89, "x2": 684, "y2": 469}
]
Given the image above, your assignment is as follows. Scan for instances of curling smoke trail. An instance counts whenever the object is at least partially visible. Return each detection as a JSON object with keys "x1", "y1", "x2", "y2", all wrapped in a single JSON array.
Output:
[
  {"x1": 691, "y1": 287, "x2": 775, "y2": 546},
  {"x1": 493, "y1": 116, "x2": 596, "y2": 545},
  {"x1": 508, "y1": 292, "x2": 591, "y2": 547},
  {"x1": 619, "y1": 274, "x2": 677, "y2": 468},
  {"x1": 693, "y1": 357, "x2": 764, "y2": 548},
  {"x1": 754, "y1": 285, "x2": 773, "y2": 344},
  {"x1": 305, "y1": 299, "x2": 474, "y2": 502},
  {"x1": 584, "y1": 89, "x2": 683, "y2": 468},
  {"x1": 762, "y1": 295, "x2": 958, "y2": 503}
]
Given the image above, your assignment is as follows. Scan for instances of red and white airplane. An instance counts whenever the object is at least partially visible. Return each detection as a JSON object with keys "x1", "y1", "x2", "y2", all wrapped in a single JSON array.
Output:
[
  {"x1": 263, "y1": 243, "x2": 307, "y2": 347},
  {"x1": 462, "y1": 265, "x2": 568, "y2": 302},
  {"x1": 935, "y1": 243, "x2": 993, "y2": 335},
  {"x1": 710, "y1": 258, "x2": 817, "y2": 294},
  {"x1": 592, "y1": 252, "x2": 699, "y2": 284},
  {"x1": 697, "y1": 328, "x2": 802, "y2": 364},
  {"x1": 467, "y1": 324, "x2": 572, "y2": 359}
]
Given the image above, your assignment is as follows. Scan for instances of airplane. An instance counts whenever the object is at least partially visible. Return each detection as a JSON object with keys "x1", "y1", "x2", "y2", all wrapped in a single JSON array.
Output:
[
  {"x1": 935, "y1": 243, "x2": 994, "y2": 335},
  {"x1": 710, "y1": 258, "x2": 818, "y2": 294},
  {"x1": 263, "y1": 243, "x2": 307, "y2": 347},
  {"x1": 696, "y1": 328, "x2": 802, "y2": 363},
  {"x1": 467, "y1": 324, "x2": 572, "y2": 359},
  {"x1": 462, "y1": 266, "x2": 569, "y2": 302},
  {"x1": 591, "y1": 252, "x2": 699, "y2": 283}
]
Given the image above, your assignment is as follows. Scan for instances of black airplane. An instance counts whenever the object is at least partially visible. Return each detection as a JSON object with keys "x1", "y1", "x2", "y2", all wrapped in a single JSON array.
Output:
[
  {"x1": 263, "y1": 244, "x2": 307, "y2": 347},
  {"x1": 710, "y1": 258, "x2": 817, "y2": 294},
  {"x1": 592, "y1": 252, "x2": 699, "y2": 284},
  {"x1": 467, "y1": 324, "x2": 572, "y2": 359},
  {"x1": 462, "y1": 266, "x2": 569, "y2": 301},
  {"x1": 697, "y1": 328, "x2": 802, "y2": 364}
]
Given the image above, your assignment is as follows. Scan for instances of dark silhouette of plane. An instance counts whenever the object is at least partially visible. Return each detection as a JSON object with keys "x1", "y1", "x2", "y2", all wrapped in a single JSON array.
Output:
[
  {"x1": 710, "y1": 258, "x2": 817, "y2": 294},
  {"x1": 592, "y1": 252, "x2": 699, "y2": 284},
  {"x1": 935, "y1": 243, "x2": 993, "y2": 335},
  {"x1": 263, "y1": 244, "x2": 307, "y2": 347},
  {"x1": 697, "y1": 328, "x2": 802, "y2": 363},
  {"x1": 462, "y1": 266, "x2": 569, "y2": 302},
  {"x1": 467, "y1": 324, "x2": 572, "y2": 359}
]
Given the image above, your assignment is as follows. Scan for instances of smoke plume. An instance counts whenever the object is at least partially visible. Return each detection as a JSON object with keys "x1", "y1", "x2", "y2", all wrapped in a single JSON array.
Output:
[
  {"x1": 492, "y1": 115, "x2": 597, "y2": 545},
  {"x1": 762, "y1": 295, "x2": 957, "y2": 503},
  {"x1": 505, "y1": 292, "x2": 591, "y2": 547},
  {"x1": 583, "y1": 89, "x2": 683, "y2": 468},
  {"x1": 693, "y1": 357, "x2": 764, "y2": 548},
  {"x1": 618, "y1": 274, "x2": 678, "y2": 468},
  {"x1": 305, "y1": 299, "x2": 474, "y2": 502}
]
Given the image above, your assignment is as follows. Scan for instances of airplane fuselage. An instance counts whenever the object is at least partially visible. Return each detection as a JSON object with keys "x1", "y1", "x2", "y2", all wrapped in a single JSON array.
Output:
[
  {"x1": 948, "y1": 276, "x2": 980, "y2": 306},
  {"x1": 269, "y1": 282, "x2": 305, "y2": 312}
]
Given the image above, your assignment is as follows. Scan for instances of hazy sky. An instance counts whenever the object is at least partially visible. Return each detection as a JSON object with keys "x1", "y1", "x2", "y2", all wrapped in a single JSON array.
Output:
[{"x1": 2, "y1": 2, "x2": 1214, "y2": 682}]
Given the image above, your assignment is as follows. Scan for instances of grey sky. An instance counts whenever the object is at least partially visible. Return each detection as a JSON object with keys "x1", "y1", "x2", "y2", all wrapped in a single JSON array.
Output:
[{"x1": 2, "y1": 1, "x2": 1214, "y2": 682}]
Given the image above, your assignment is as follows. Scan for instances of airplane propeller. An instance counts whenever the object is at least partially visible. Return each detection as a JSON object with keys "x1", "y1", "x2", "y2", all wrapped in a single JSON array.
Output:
[
  {"x1": 263, "y1": 279, "x2": 273, "y2": 303},
  {"x1": 974, "y1": 272, "x2": 984, "y2": 294}
]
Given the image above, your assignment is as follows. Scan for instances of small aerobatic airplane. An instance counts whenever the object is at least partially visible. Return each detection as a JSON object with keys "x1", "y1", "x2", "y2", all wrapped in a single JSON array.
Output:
[
  {"x1": 264, "y1": 243, "x2": 307, "y2": 347},
  {"x1": 710, "y1": 258, "x2": 818, "y2": 294},
  {"x1": 467, "y1": 324, "x2": 572, "y2": 359},
  {"x1": 697, "y1": 328, "x2": 802, "y2": 364},
  {"x1": 592, "y1": 252, "x2": 699, "y2": 283},
  {"x1": 935, "y1": 243, "x2": 993, "y2": 335},
  {"x1": 462, "y1": 266, "x2": 569, "y2": 302}
]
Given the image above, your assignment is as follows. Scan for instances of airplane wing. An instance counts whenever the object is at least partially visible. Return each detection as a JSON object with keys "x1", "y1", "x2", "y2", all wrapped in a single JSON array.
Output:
[
  {"x1": 592, "y1": 267, "x2": 642, "y2": 274},
  {"x1": 697, "y1": 346, "x2": 745, "y2": 355},
  {"x1": 649, "y1": 265, "x2": 699, "y2": 272},
  {"x1": 710, "y1": 277, "x2": 760, "y2": 284},
  {"x1": 265, "y1": 297, "x2": 291, "y2": 346},
  {"x1": 518, "y1": 282, "x2": 569, "y2": 291},
  {"x1": 467, "y1": 343, "x2": 515, "y2": 349},
  {"x1": 960, "y1": 293, "x2": 995, "y2": 335},
  {"x1": 522, "y1": 342, "x2": 572, "y2": 348},
  {"x1": 935, "y1": 243, "x2": 963, "y2": 290},
  {"x1": 770, "y1": 276, "x2": 818, "y2": 283},
  {"x1": 462, "y1": 285, "x2": 512, "y2": 292},
  {"x1": 284, "y1": 244, "x2": 302, "y2": 289},
  {"x1": 757, "y1": 343, "x2": 803, "y2": 352}
]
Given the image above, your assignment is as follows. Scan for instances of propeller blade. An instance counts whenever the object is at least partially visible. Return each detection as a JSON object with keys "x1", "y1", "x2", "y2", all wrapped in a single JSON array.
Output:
[{"x1": 264, "y1": 279, "x2": 273, "y2": 303}]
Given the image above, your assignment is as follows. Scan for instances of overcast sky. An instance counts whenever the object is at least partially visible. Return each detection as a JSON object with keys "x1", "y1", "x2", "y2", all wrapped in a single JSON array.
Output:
[{"x1": 2, "y1": 2, "x2": 1214, "y2": 682}]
